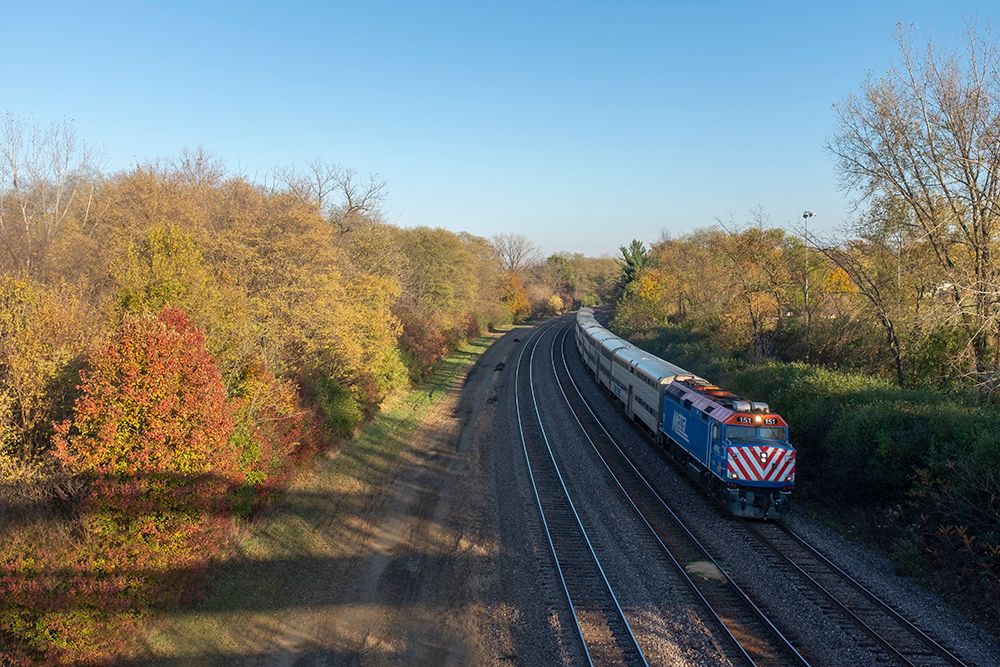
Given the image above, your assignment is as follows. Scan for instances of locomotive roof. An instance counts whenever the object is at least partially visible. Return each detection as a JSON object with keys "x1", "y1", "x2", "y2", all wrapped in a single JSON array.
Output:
[{"x1": 666, "y1": 377, "x2": 771, "y2": 416}]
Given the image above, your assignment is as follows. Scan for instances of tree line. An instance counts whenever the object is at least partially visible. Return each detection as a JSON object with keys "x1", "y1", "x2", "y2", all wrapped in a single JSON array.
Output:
[{"x1": 0, "y1": 118, "x2": 616, "y2": 663}]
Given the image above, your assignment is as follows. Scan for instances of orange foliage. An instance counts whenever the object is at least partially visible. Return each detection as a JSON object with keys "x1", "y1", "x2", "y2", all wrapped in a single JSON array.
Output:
[{"x1": 0, "y1": 308, "x2": 240, "y2": 664}]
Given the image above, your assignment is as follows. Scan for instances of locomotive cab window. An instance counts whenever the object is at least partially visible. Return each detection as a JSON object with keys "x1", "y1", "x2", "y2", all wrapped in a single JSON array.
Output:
[
  {"x1": 726, "y1": 425, "x2": 756, "y2": 440},
  {"x1": 726, "y1": 425, "x2": 786, "y2": 441},
  {"x1": 759, "y1": 427, "x2": 787, "y2": 441}
]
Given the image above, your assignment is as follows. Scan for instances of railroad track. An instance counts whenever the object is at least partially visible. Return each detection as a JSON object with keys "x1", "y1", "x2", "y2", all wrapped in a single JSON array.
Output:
[
  {"x1": 745, "y1": 521, "x2": 967, "y2": 667},
  {"x1": 550, "y1": 319, "x2": 808, "y2": 666},
  {"x1": 514, "y1": 321, "x2": 648, "y2": 666}
]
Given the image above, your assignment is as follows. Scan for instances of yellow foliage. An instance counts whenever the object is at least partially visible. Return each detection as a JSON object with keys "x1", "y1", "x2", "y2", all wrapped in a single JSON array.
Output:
[
  {"x1": 0, "y1": 276, "x2": 95, "y2": 460},
  {"x1": 824, "y1": 266, "x2": 858, "y2": 293}
]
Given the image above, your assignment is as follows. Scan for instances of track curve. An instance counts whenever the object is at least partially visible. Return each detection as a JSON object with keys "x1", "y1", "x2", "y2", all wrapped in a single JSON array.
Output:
[
  {"x1": 548, "y1": 317, "x2": 807, "y2": 666},
  {"x1": 514, "y1": 320, "x2": 649, "y2": 666}
]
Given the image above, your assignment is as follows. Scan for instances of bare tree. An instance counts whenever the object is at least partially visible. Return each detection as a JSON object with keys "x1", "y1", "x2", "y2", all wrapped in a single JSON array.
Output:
[
  {"x1": 0, "y1": 113, "x2": 96, "y2": 272},
  {"x1": 172, "y1": 146, "x2": 225, "y2": 186},
  {"x1": 830, "y1": 25, "x2": 1000, "y2": 381},
  {"x1": 328, "y1": 168, "x2": 385, "y2": 233},
  {"x1": 273, "y1": 159, "x2": 385, "y2": 233},
  {"x1": 490, "y1": 232, "x2": 539, "y2": 272}
]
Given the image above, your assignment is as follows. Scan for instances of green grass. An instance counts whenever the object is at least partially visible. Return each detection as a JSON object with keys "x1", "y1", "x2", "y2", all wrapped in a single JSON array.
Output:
[{"x1": 137, "y1": 329, "x2": 506, "y2": 663}]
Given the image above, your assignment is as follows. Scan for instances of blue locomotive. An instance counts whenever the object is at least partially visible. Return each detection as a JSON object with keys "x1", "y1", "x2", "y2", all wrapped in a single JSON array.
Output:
[{"x1": 575, "y1": 308, "x2": 795, "y2": 518}]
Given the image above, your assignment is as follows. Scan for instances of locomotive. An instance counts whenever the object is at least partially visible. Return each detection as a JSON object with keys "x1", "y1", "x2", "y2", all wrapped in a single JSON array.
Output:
[{"x1": 574, "y1": 308, "x2": 795, "y2": 519}]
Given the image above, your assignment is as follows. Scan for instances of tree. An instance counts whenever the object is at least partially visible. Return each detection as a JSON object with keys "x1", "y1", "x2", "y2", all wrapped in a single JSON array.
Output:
[
  {"x1": 53, "y1": 307, "x2": 235, "y2": 480},
  {"x1": 171, "y1": 146, "x2": 225, "y2": 187},
  {"x1": 273, "y1": 159, "x2": 385, "y2": 234},
  {"x1": 618, "y1": 239, "x2": 649, "y2": 288},
  {"x1": 830, "y1": 26, "x2": 1000, "y2": 384},
  {"x1": 0, "y1": 276, "x2": 93, "y2": 462},
  {"x1": 490, "y1": 232, "x2": 539, "y2": 273},
  {"x1": 502, "y1": 271, "x2": 531, "y2": 322},
  {"x1": 0, "y1": 113, "x2": 97, "y2": 273},
  {"x1": 715, "y1": 223, "x2": 792, "y2": 357}
]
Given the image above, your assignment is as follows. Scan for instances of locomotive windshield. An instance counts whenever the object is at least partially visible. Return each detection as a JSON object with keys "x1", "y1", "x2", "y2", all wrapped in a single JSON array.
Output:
[
  {"x1": 725, "y1": 425, "x2": 788, "y2": 442},
  {"x1": 759, "y1": 426, "x2": 787, "y2": 440}
]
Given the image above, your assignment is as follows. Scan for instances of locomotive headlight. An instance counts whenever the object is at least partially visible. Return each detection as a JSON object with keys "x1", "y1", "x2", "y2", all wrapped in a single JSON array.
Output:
[
  {"x1": 760, "y1": 454, "x2": 767, "y2": 463},
  {"x1": 754, "y1": 415, "x2": 762, "y2": 423},
  {"x1": 785, "y1": 474, "x2": 793, "y2": 481}
]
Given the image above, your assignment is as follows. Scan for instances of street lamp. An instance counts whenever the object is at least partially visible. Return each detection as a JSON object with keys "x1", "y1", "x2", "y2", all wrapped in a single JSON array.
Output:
[{"x1": 802, "y1": 211, "x2": 815, "y2": 362}]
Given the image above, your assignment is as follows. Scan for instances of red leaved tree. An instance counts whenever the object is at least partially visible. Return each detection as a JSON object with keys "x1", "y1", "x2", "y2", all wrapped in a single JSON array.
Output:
[
  {"x1": 20, "y1": 307, "x2": 242, "y2": 662},
  {"x1": 54, "y1": 307, "x2": 236, "y2": 482}
]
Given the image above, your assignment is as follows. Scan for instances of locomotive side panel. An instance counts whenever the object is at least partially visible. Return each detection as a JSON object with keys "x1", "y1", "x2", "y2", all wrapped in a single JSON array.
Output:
[{"x1": 662, "y1": 399, "x2": 711, "y2": 466}]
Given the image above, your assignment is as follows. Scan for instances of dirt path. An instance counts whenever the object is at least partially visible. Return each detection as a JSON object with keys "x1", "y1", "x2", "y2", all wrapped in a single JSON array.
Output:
[{"x1": 293, "y1": 331, "x2": 514, "y2": 665}]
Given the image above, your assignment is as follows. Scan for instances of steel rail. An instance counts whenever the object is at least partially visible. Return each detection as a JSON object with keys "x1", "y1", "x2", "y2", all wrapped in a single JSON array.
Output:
[
  {"x1": 514, "y1": 319, "x2": 648, "y2": 666},
  {"x1": 746, "y1": 520, "x2": 967, "y2": 667}
]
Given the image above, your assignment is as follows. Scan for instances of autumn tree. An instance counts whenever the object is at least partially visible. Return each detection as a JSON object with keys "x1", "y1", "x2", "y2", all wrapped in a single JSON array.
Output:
[
  {"x1": 53, "y1": 307, "x2": 236, "y2": 482},
  {"x1": 0, "y1": 277, "x2": 93, "y2": 470},
  {"x1": 831, "y1": 26, "x2": 1000, "y2": 385}
]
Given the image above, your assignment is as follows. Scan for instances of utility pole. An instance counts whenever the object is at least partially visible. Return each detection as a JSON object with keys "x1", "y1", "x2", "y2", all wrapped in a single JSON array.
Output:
[{"x1": 802, "y1": 210, "x2": 815, "y2": 362}]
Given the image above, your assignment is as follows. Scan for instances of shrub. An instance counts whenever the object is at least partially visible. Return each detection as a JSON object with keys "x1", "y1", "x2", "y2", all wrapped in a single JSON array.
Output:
[
  {"x1": 53, "y1": 307, "x2": 236, "y2": 482},
  {"x1": 315, "y1": 376, "x2": 363, "y2": 439},
  {"x1": 228, "y1": 360, "x2": 312, "y2": 512},
  {"x1": 0, "y1": 276, "x2": 93, "y2": 462},
  {"x1": 0, "y1": 307, "x2": 240, "y2": 663},
  {"x1": 400, "y1": 318, "x2": 449, "y2": 379}
]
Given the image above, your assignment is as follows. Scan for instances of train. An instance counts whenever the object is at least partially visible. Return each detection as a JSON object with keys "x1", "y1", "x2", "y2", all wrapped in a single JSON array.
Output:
[{"x1": 574, "y1": 307, "x2": 795, "y2": 519}]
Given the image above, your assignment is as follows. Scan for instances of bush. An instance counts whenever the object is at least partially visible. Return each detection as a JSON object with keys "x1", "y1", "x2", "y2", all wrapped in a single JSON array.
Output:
[
  {"x1": 0, "y1": 307, "x2": 240, "y2": 663},
  {"x1": 0, "y1": 276, "x2": 93, "y2": 462},
  {"x1": 399, "y1": 318, "x2": 449, "y2": 380},
  {"x1": 315, "y1": 376, "x2": 363, "y2": 439},
  {"x1": 228, "y1": 360, "x2": 314, "y2": 512},
  {"x1": 53, "y1": 307, "x2": 236, "y2": 481}
]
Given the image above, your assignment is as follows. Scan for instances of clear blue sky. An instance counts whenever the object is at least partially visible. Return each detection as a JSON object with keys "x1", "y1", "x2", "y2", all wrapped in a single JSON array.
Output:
[{"x1": 6, "y1": 2, "x2": 998, "y2": 255}]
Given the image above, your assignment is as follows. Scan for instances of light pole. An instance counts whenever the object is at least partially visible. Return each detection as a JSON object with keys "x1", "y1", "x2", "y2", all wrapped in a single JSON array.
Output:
[{"x1": 802, "y1": 211, "x2": 815, "y2": 362}]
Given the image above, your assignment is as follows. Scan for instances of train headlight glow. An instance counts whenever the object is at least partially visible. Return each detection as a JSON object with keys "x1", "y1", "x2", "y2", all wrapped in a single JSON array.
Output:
[{"x1": 754, "y1": 415, "x2": 762, "y2": 423}]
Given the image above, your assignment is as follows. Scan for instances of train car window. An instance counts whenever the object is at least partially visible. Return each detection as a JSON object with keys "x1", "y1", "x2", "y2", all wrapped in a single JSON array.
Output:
[{"x1": 759, "y1": 427, "x2": 787, "y2": 440}]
